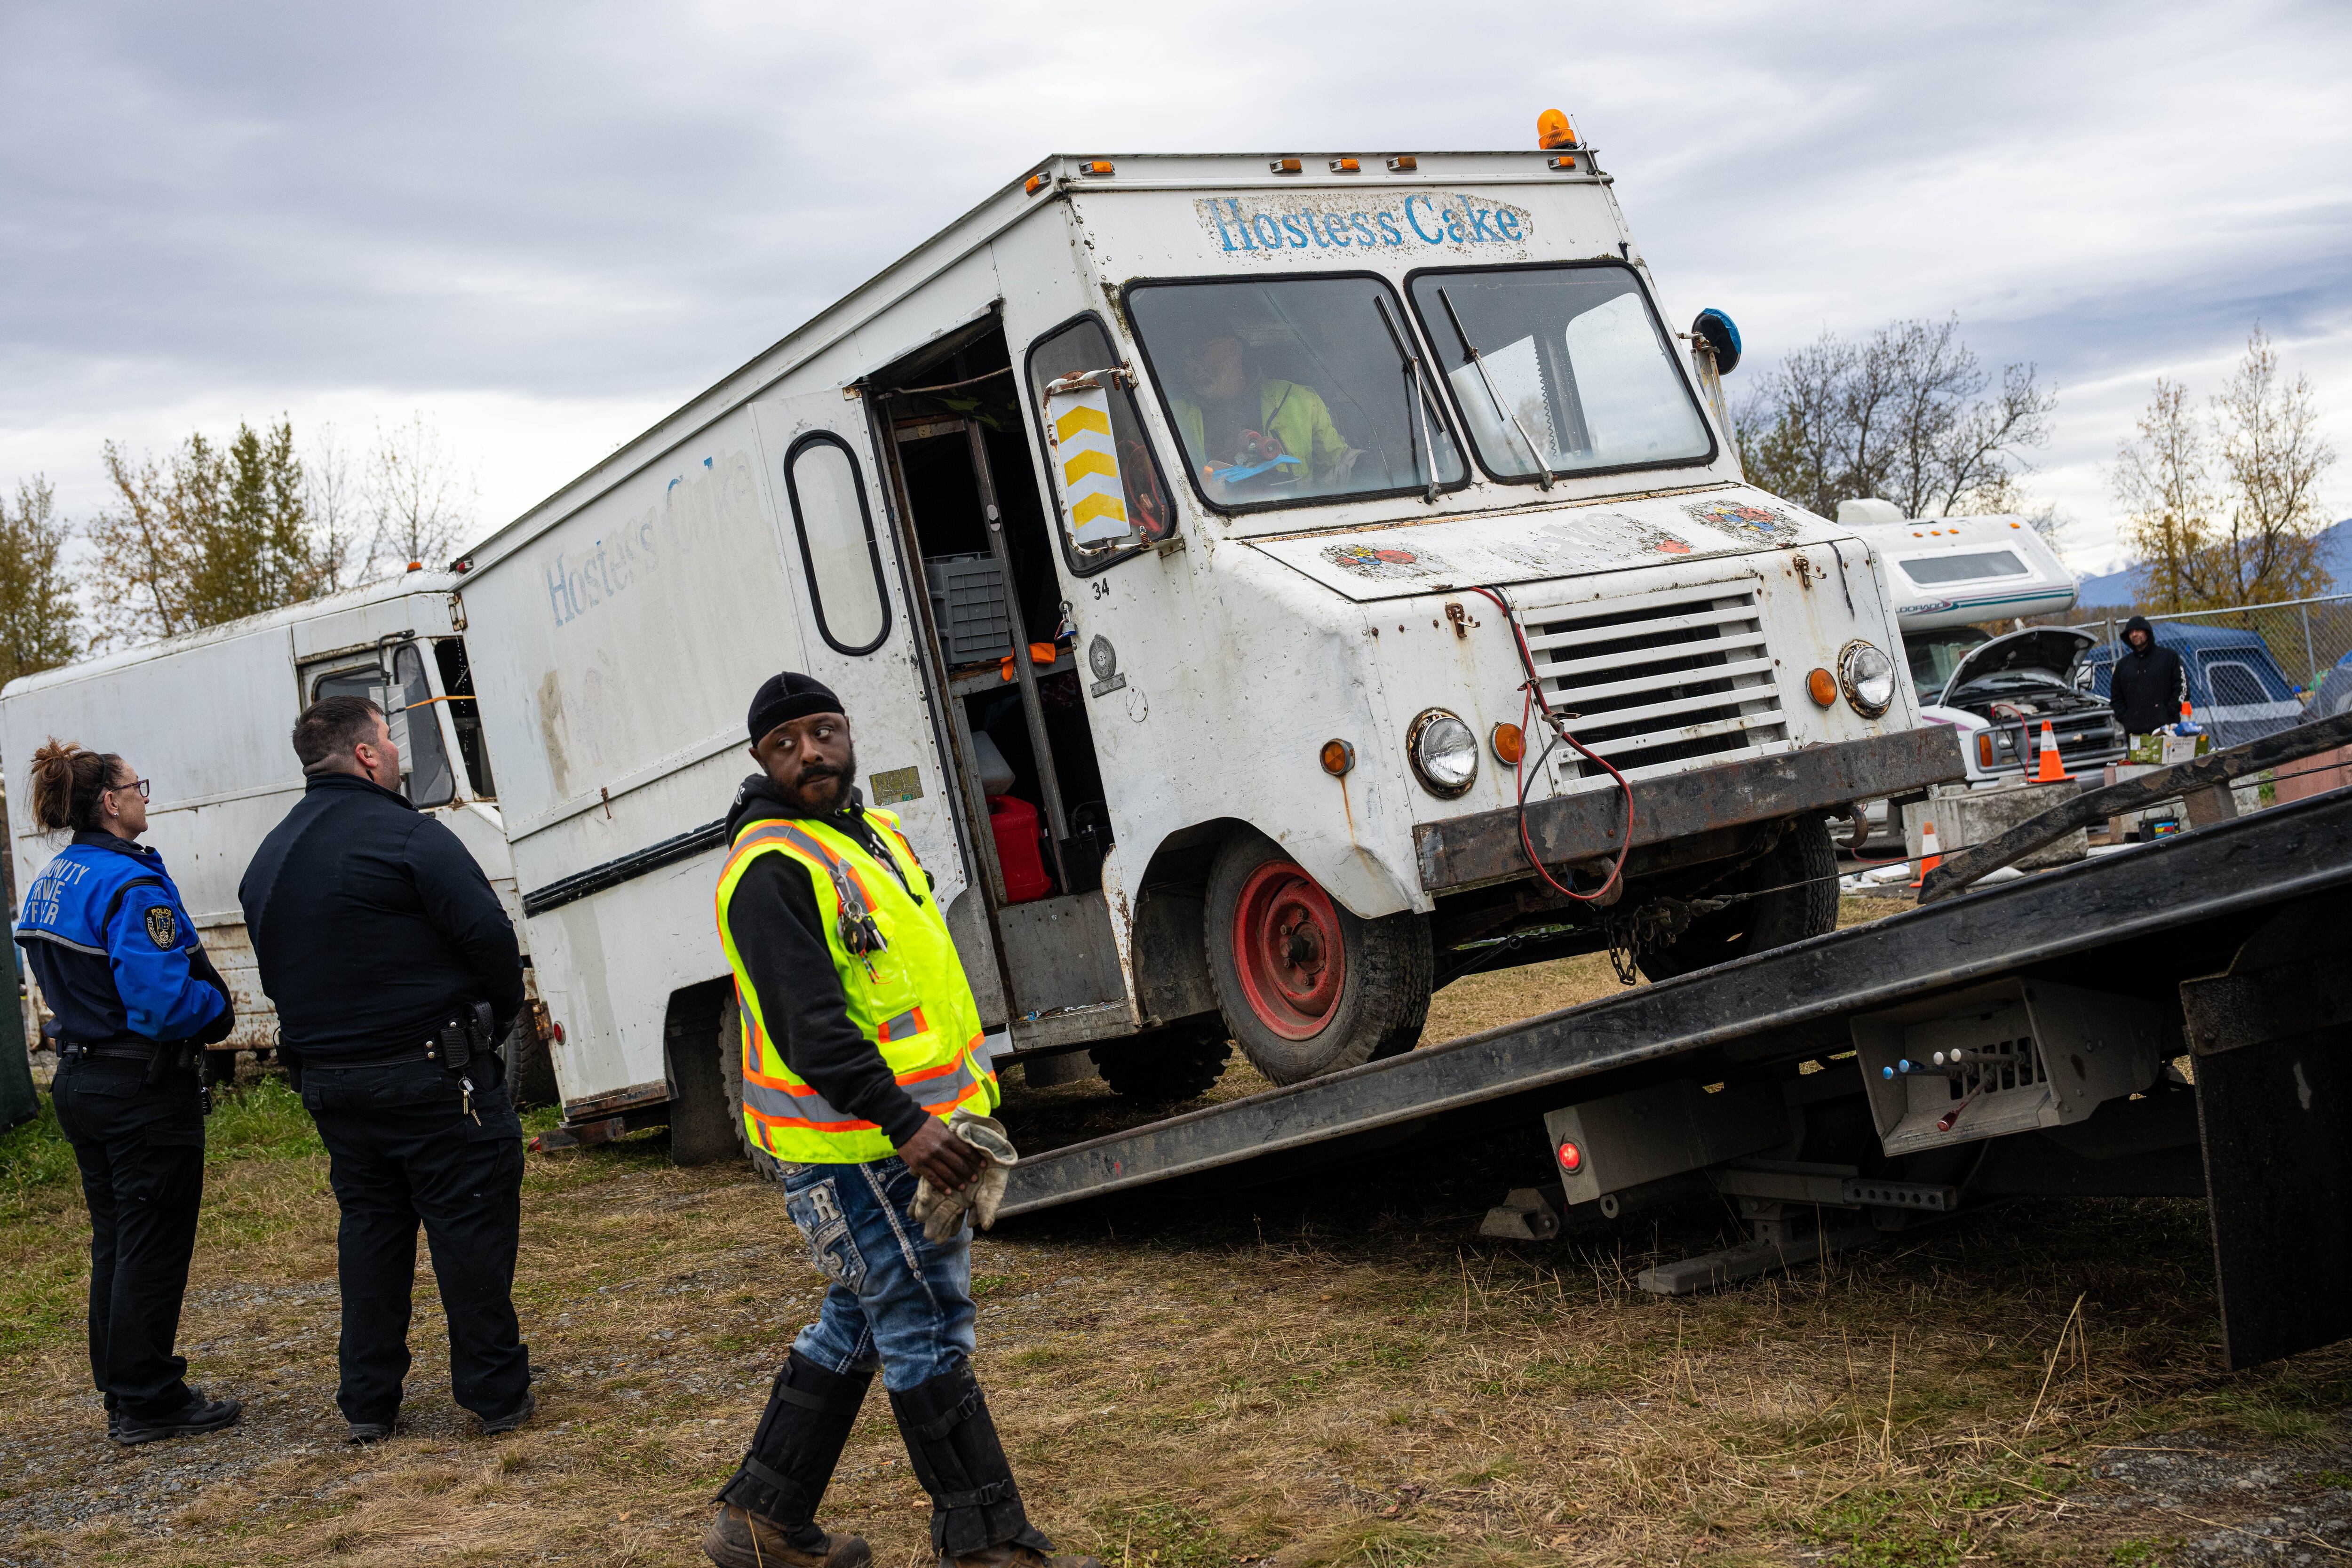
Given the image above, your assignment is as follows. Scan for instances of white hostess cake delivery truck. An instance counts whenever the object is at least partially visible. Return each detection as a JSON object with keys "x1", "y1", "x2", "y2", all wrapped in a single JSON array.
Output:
[{"x1": 453, "y1": 124, "x2": 1962, "y2": 1152}]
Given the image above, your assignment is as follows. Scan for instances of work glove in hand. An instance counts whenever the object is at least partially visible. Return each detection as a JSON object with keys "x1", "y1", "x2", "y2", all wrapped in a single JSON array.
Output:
[{"x1": 911, "y1": 1111, "x2": 1018, "y2": 1243}]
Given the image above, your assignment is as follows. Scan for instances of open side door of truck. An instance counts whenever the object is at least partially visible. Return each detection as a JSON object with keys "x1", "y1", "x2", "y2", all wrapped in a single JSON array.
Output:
[{"x1": 746, "y1": 391, "x2": 1005, "y2": 1026}]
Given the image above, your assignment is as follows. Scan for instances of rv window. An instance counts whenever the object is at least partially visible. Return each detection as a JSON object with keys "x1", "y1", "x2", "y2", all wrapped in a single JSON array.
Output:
[
  {"x1": 1124, "y1": 275, "x2": 1467, "y2": 513},
  {"x1": 784, "y1": 433, "x2": 891, "y2": 655},
  {"x1": 1406, "y1": 262, "x2": 1713, "y2": 483},
  {"x1": 1025, "y1": 314, "x2": 1176, "y2": 569},
  {"x1": 1900, "y1": 550, "x2": 2028, "y2": 585}
]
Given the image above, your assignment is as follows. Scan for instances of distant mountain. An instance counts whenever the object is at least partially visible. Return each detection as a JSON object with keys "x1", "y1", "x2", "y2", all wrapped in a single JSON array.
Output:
[{"x1": 2075, "y1": 517, "x2": 2352, "y2": 608}]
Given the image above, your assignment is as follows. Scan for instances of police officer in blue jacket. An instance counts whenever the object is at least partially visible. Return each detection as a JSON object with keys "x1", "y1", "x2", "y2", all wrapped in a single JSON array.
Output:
[{"x1": 16, "y1": 740, "x2": 240, "y2": 1444}]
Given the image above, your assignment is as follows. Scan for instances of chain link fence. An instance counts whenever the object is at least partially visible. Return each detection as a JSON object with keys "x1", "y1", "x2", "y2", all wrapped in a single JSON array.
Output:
[{"x1": 2078, "y1": 592, "x2": 2352, "y2": 697}]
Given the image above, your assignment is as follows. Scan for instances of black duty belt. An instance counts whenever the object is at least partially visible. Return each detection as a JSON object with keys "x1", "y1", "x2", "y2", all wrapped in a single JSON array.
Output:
[{"x1": 59, "y1": 1039, "x2": 163, "y2": 1063}]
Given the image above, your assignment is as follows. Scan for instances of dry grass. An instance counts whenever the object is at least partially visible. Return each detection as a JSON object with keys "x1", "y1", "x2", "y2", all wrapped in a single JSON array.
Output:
[{"x1": 2, "y1": 895, "x2": 2344, "y2": 1566}]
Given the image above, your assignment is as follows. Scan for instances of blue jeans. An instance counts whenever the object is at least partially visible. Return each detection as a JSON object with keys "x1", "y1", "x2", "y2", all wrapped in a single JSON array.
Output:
[{"x1": 780, "y1": 1157, "x2": 973, "y2": 1393}]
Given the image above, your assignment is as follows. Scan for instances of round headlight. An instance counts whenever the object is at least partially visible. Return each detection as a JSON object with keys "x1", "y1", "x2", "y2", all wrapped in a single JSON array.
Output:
[
  {"x1": 1407, "y1": 708, "x2": 1479, "y2": 798},
  {"x1": 1839, "y1": 640, "x2": 1898, "y2": 718}
]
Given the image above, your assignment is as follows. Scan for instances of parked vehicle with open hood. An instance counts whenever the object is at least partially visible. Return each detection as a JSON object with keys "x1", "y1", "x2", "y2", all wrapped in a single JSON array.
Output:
[{"x1": 450, "y1": 127, "x2": 1960, "y2": 1147}]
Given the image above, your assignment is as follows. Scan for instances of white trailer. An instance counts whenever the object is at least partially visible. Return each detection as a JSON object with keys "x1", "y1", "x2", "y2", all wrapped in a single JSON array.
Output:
[
  {"x1": 453, "y1": 141, "x2": 1961, "y2": 1150},
  {"x1": 0, "y1": 573, "x2": 534, "y2": 1074}
]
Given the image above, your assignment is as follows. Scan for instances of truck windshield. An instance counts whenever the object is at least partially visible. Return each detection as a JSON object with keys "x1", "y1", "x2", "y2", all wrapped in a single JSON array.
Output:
[
  {"x1": 1126, "y1": 275, "x2": 1466, "y2": 511},
  {"x1": 1406, "y1": 263, "x2": 1714, "y2": 482}
]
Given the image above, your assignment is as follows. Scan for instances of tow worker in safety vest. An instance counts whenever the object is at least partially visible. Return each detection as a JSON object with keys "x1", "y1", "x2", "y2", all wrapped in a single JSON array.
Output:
[{"x1": 703, "y1": 673, "x2": 1097, "y2": 1568}]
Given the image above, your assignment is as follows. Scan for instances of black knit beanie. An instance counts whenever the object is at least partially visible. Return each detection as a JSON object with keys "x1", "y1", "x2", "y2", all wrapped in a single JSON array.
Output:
[{"x1": 747, "y1": 672, "x2": 844, "y2": 743}]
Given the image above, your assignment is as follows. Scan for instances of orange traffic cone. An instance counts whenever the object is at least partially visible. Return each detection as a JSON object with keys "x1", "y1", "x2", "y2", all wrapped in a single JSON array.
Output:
[
  {"x1": 1909, "y1": 819, "x2": 1941, "y2": 889},
  {"x1": 2034, "y1": 720, "x2": 2067, "y2": 782}
]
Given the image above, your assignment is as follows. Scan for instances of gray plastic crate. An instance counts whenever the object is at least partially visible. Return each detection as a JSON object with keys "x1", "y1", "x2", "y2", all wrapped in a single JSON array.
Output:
[{"x1": 924, "y1": 553, "x2": 1011, "y2": 666}]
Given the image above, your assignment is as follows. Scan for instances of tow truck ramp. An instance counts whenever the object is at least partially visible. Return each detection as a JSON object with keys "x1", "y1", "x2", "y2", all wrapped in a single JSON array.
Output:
[{"x1": 1002, "y1": 778, "x2": 2352, "y2": 1372}]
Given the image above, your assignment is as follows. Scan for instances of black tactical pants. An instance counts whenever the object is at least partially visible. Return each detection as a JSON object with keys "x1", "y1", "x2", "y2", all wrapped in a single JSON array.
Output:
[
  {"x1": 51, "y1": 1055, "x2": 206, "y2": 1421},
  {"x1": 298, "y1": 1057, "x2": 529, "y2": 1425}
]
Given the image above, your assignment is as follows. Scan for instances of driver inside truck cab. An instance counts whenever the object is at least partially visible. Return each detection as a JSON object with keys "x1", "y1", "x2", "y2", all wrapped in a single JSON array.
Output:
[{"x1": 1170, "y1": 332, "x2": 1356, "y2": 494}]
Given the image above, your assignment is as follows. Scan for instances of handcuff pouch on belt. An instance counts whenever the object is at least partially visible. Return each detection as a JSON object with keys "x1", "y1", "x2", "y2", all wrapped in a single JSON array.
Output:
[{"x1": 425, "y1": 1000, "x2": 496, "y2": 1123}]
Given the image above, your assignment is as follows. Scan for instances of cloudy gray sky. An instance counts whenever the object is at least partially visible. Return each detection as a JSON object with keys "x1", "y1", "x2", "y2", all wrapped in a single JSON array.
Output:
[{"x1": 5, "y1": 0, "x2": 2348, "y2": 574}]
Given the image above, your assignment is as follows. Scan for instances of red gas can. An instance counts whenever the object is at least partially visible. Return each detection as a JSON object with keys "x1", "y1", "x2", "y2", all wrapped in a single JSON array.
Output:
[{"x1": 988, "y1": 795, "x2": 1052, "y2": 903}]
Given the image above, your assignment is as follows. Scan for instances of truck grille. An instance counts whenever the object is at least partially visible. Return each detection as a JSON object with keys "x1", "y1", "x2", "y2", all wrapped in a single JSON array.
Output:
[{"x1": 1518, "y1": 577, "x2": 1787, "y2": 785}]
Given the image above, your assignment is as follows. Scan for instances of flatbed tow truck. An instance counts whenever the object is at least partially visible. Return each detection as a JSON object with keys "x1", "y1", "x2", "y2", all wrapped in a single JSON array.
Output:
[{"x1": 998, "y1": 713, "x2": 2352, "y2": 1372}]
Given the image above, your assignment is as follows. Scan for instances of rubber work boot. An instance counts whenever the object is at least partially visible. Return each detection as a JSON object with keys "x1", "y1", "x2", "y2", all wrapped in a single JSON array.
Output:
[
  {"x1": 704, "y1": 1351, "x2": 875, "y2": 1568},
  {"x1": 114, "y1": 1389, "x2": 242, "y2": 1445},
  {"x1": 888, "y1": 1364, "x2": 1070, "y2": 1565},
  {"x1": 703, "y1": 1505, "x2": 872, "y2": 1568},
  {"x1": 939, "y1": 1544, "x2": 1104, "y2": 1568}
]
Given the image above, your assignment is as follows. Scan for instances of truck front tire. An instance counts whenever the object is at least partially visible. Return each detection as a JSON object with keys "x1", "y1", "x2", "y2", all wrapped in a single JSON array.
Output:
[
  {"x1": 717, "y1": 994, "x2": 786, "y2": 1182},
  {"x1": 1637, "y1": 814, "x2": 1839, "y2": 981},
  {"x1": 1204, "y1": 835, "x2": 1431, "y2": 1085},
  {"x1": 1089, "y1": 1016, "x2": 1233, "y2": 1104}
]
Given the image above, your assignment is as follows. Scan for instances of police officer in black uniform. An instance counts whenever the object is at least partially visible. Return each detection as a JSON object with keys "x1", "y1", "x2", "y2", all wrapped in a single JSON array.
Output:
[
  {"x1": 15, "y1": 740, "x2": 239, "y2": 1443},
  {"x1": 239, "y1": 695, "x2": 532, "y2": 1442}
]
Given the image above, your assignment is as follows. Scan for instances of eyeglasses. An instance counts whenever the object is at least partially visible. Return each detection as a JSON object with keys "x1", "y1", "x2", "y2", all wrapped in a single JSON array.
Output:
[{"x1": 107, "y1": 779, "x2": 151, "y2": 802}]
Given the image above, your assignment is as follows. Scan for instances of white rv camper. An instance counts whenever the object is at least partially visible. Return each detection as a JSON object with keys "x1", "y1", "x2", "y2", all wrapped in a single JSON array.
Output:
[
  {"x1": 0, "y1": 573, "x2": 536, "y2": 1077},
  {"x1": 455, "y1": 143, "x2": 1961, "y2": 1151}
]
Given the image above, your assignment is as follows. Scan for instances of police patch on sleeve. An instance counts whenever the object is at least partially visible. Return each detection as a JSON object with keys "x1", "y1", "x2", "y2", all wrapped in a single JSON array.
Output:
[{"x1": 144, "y1": 904, "x2": 179, "y2": 949}]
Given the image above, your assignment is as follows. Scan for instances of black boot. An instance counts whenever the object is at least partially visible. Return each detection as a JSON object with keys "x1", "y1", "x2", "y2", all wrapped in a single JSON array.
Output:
[
  {"x1": 704, "y1": 1352, "x2": 874, "y2": 1568},
  {"x1": 889, "y1": 1365, "x2": 1067, "y2": 1564}
]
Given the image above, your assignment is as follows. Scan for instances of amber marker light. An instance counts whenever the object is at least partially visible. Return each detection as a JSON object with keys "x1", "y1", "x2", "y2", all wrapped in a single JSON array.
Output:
[
  {"x1": 1328, "y1": 157, "x2": 1361, "y2": 174},
  {"x1": 1079, "y1": 159, "x2": 1115, "y2": 176},
  {"x1": 1490, "y1": 722, "x2": 1525, "y2": 766},
  {"x1": 1537, "y1": 108, "x2": 1579, "y2": 150},
  {"x1": 1385, "y1": 155, "x2": 1418, "y2": 172},
  {"x1": 1977, "y1": 733, "x2": 1997, "y2": 768},
  {"x1": 1806, "y1": 667, "x2": 1838, "y2": 707},
  {"x1": 1023, "y1": 172, "x2": 1048, "y2": 195},
  {"x1": 1269, "y1": 157, "x2": 1303, "y2": 174},
  {"x1": 1320, "y1": 739, "x2": 1356, "y2": 777}
]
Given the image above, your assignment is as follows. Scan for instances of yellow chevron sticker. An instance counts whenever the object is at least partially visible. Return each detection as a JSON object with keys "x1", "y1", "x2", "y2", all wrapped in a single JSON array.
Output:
[
  {"x1": 1054, "y1": 404, "x2": 1112, "y2": 442},
  {"x1": 1061, "y1": 448, "x2": 1120, "y2": 485},
  {"x1": 1070, "y1": 492, "x2": 1128, "y2": 527}
]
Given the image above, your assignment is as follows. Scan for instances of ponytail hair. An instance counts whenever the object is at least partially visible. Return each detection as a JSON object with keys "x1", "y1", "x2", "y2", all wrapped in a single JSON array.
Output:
[{"x1": 28, "y1": 740, "x2": 123, "y2": 834}]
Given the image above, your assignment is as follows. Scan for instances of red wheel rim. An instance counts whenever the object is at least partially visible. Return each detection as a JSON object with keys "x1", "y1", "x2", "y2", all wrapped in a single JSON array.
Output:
[{"x1": 1231, "y1": 859, "x2": 1346, "y2": 1040}]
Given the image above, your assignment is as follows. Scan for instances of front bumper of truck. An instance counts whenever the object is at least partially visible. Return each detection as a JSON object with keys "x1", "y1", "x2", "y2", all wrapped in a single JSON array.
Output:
[{"x1": 1412, "y1": 727, "x2": 1966, "y2": 894}]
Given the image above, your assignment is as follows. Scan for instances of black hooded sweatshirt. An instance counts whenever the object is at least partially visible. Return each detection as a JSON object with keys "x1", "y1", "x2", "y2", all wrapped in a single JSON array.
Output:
[
  {"x1": 2108, "y1": 615, "x2": 2190, "y2": 735},
  {"x1": 721, "y1": 773, "x2": 936, "y2": 1148}
]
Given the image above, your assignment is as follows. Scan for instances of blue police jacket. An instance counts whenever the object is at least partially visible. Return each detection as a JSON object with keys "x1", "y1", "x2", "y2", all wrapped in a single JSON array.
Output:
[{"x1": 15, "y1": 831, "x2": 228, "y2": 1045}]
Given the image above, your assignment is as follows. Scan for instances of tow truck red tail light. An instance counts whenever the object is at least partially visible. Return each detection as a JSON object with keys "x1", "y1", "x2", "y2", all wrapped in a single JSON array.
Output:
[{"x1": 1557, "y1": 1140, "x2": 1582, "y2": 1173}]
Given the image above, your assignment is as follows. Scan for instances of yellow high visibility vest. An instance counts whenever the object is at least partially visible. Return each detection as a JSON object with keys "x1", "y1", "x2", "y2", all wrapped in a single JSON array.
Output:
[{"x1": 714, "y1": 807, "x2": 997, "y2": 1165}]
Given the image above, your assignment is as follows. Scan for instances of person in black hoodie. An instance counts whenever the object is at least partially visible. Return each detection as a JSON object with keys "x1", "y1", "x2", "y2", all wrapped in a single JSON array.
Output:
[
  {"x1": 2108, "y1": 616, "x2": 2192, "y2": 737},
  {"x1": 239, "y1": 694, "x2": 531, "y2": 1443}
]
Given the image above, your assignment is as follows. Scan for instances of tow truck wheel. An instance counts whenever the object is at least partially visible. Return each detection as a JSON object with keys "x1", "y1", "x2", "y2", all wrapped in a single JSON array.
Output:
[
  {"x1": 1636, "y1": 813, "x2": 1839, "y2": 981},
  {"x1": 717, "y1": 994, "x2": 787, "y2": 1183},
  {"x1": 1089, "y1": 1016, "x2": 1233, "y2": 1104},
  {"x1": 1205, "y1": 835, "x2": 1432, "y2": 1085}
]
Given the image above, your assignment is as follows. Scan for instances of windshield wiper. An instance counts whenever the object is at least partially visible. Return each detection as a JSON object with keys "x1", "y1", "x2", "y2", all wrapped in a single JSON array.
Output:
[
  {"x1": 1437, "y1": 286, "x2": 1555, "y2": 489},
  {"x1": 1374, "y1": 296, "x2": 1441, "y2": 505}
]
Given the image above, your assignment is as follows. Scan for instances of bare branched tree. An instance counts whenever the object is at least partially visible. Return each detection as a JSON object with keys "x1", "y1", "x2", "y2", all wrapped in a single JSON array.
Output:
[
  {"x1": 303, "y1": 423, "x2": 364, "y2": 594},
  {"x1": 1736, "y1": 317, "x2": 2058, "y2": 531},
  {"x1": 365, "y1": 412, "x2": 476, "y2": 574},
  {"x1": 2109, "y1": 328, "x2": 2336, "y2": 612}
]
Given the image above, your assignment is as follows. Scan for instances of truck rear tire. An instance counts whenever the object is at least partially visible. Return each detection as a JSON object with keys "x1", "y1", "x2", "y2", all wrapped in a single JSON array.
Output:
[
  {"x1": 1204, "y1": 835, "x2": 1431, "y2": 1085},
  {"x1": 1089, "y1": 1017, "x2": 1233, "y2": 1104},
  {"x1": 717, "y1": 994, "x2": 786, "y2": 1183},
  {"x1": 1637, "y1": 814, "x2": 1839, "y2": 981}
]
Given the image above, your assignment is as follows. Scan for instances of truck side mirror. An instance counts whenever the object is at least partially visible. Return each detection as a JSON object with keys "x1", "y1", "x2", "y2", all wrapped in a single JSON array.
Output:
[{"x1": 1042, "y1": 367, "x2": 1144, "y2": 555}]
